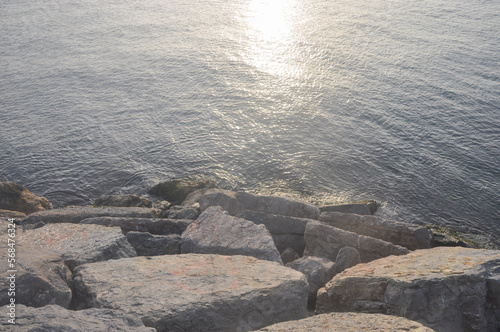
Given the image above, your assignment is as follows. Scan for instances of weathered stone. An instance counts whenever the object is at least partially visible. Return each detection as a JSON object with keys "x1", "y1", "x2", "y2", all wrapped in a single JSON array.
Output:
[
  {"x1": 0, "y1": 243, "x2": 72, "y2": 308},
  {"x1": 286, "y1": 256, "x2": 335, "y2": 307},
  {"x1": 332, "y1": 246, "x2": 361, "y2": 275},
  {"x1": 319, "y1": 200, "x2": 378, "y2": 215},
  {"x1": 126, "y1": 232, "x2": 181, "y2": 256},
  {"x1": 271, "y1": 233, "x2": 305, "y2": 255},
  {"x1": 0, "y1": 209, "x2": 26, "y2": 220},
  {"x1": 93, "y1": 194, "x2": 152, "y2": 208},
  {"x1": 0, "y1": 180, "x2": 52, "y2": 214},
  {"x1": 22, "y1": 206, "x2": 159, "y2": 227},
  {"x1": 167, "y1": 205, "x2": 199, "y2": 220},
  {"x1": 73, "y1": 254, "x2": 308, "y2": 332},
  {"x1": 198, "y1": 189, "x2": 244, "y2": 215},
  {"x1": 80, "y1": 217, "x2": 191, "y2": 235},
  {"x1": 319, "y1": 211, "x2": 431, "y2": 250},
  {"x1": 317, "y1": 247, "x2": 500, "y2": 332},
  {"x1": 0, "y1": 305, "x2": 155, "y2": 331},
  {"x1": 281, "y1": 247, "x2": 300, "y2": 264},
  {"x1": 181, "y1": 188, "x2": 214, "y2": 207},
  {"x1": 148, "y1": 179, "x2": 216, "y2": 204},
  {"x1": 256, "y1": 312, "x2": 435, "y2": 331},
  {"x1": 303, "y1": 221, "x2": 409, "y2": 263},
  {"x1": 20, "y1": 224, "x2": 136, "y2": 270},
  {"x1": 429, "y1": 229, "x2": 471, "y2": 248},
  {"x1": 236, "y1": 210, "x2": 309, "y2": 235},
  {"x1": 182, "y1": 206, "x2": 282, "y2": 264}
]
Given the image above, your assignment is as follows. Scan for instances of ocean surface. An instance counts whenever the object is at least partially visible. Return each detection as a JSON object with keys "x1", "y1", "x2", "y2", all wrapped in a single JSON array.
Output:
[{"x1": 1, "y1": 0, "x2": 499, "y2": 247}]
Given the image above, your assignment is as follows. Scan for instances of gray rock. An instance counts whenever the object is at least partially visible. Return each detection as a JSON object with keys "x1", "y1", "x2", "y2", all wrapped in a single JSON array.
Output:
[
  {"x1": 0, "y1": 209, "x2": 26, "y2": 220},
  {"x1": 73, "y1": 254, "x2": 308, "y2": 332},
  {"x1": 181, "y1": 188, "x2": 215, "y2": 207},
  {"x1": 148, "y1": 179, "x2": 216, "y2": 204},
  {"x1": 236, "y1": 210, "x2": 309, "y2": 235},
  {"x1": 319, "y1": 201, "x2": 378, "y2": 215},
  {"x1": 429, "y1": 229, "x2": 471, "y2": 248},
  {"x1": 126, "y1": 232, "x2": 181, "y2": 256},
  {"x1": 80, "y1": 217, "x2": 191, "y2": 235},
  {"x1": 281, "y1": 247, "x2": 300, "y2": 264},
  {"x1": 93, "y1": 194, "x2": 152, "y2": 208},
  {"x1": 272, "y1": 233, "x2": 305, "y2": 255},
  {"x1": 256, "y1": 312, "x2": 435, "y2": 331},
  {"x1": 20, "y1": 224, "x2": 136, "y2": 270},
  {"x1": 182, "y1": 206, "x2": 282, "y2": 264},
  {"x1": 303, "y1": 221, "x2": 409, "y2": 263},
  {"x1": 319, "y1": 211, "x2": 431, "y2": 250},
  {"x1": 316, "y1": 247, "x2": 500, "y2": 332},
  {"x1": 0, "y1": 304, "x2": 155, "y2": 331},
  {"x1": 0, "y1": 243, "x2": 72, "y2": 308},
  {"x1": 286, "y1": 256, "x2": 335, "y2": 307},
  {"x1": 332, "y1": 246, "x2": 361, "y2": 275},
  {"x1": 167, "y1": 205, "x2": 200, "y2": 220},
  {"x1": 22, "y1": 206, "x2": 159, "y2": 227},
  {"x1": 0, "y1": 180, "x2": 52, "y2": 214},
  {"x1": 198, "y1": 189, "x2": 244, "y2": 215}
]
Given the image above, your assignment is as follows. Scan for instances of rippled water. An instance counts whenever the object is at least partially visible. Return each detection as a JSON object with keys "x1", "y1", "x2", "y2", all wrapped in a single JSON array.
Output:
[{"x1": 1, "y1": 0, "x2": 499, "y2": 247}]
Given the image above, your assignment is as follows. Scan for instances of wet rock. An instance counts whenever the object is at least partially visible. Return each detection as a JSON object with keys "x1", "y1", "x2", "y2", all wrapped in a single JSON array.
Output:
[
  {"x1": 80, "y1": 217, "x2": 191, "y2": 235},
  {"x1": 93, "y1": 194, "x2": 152, "y2": 208},
  {"x1": 73, "y1": 254, "x2": 308, "y2": 332},
  {"x1": 256, "y1": 312, "x2": 435, "y2": 331},
  {"x1": 0, "y1": 209, "x2": 26, "y2": 220},
  {"x1": 319, "y1": 200, "x2": 378, "y2": 215},
  {"x1": 332, "y1": 246, "x2": 361, "y2": 275},
  {"x1": 316, "y1": 247, "x2": 500, "y2": 332},
  {"x1": 126, "y1": 232, "x2": 181, "y2": 256},
  {"x1": 429, "y1": 228, "x2": 471, "y2": 248},
  {"x1": 167, "y1": 205, "x2": 199, "y2": 220},
  {"x1": 281, "y1": 247, "x2": 300, "y2": 264},
  {"x1": 148, "y1": 179, "x2": 216, "y2": 204},
  {"x1": 0, "y1": 180, "x2": 52, "y2": 214},
  {"x1": 181, "y1": 206, "x2": 282, "y2": 264},
  {"x1": 22, "y1": 206, "x2": 159, "y2": 227},
  {"x1": 319, "y1": 211, "x2": 431, "y2": 250},
  {"x1": 0, "y1": 243, "x2": 72, "y2": 308},
  {"x1": 2, "y1": 304, "x2": 155, "y2": 331},
  {"x1": 20, "y1": 224, "x2": 136, "y2": 270},
  {"x1": 303, "y1": 221, "x2": 409, "y2": 263}
]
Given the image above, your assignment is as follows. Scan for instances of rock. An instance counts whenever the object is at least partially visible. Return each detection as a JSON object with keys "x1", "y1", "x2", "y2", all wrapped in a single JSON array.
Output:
[
  {"x1": 0, "y1": 180, "x2": 52, "y2": 214},
  {"x1": 0, "y1": 243, "x2": 72, "y2": 308},
  {"x1": 429, "y1": 229, "x2": 471, "y2": 248},
  {"x1": 73, "y1": 254, "x2": 308, "y2": 331},
  {"x1": 271, "y1": 233, "x2": 305, "y2": 255},
  {"x1": 319, "y1": 200, "x2": 378, "y2": 215},
  {"x1": 281, "y1": 247, "x2": 300, "y2": 264},
  {"x1": 332, "y1": 246, "x2": 361, "y2": 275},
  {"x1": 319, "y1": 211, "x2": 431, "y2": 250},
  {"x1": 303, "y1": 221, "x2": 409, "y2": 263},
  {"x1": 148, "y1": 179, "x2": 216, "y2": 204},
  {"x1": 199, "y1": 190, "x2": 320, "y2": 219},
  {"x1": 236, "y1": 210, "x2": 309, "y2": 235},
  {"x1": 21, "y1": 206, "x2": 160, "y2": 227},
  {"x1": 0, "y1": 209, "x2": 26, "y2": 220},
  {"x1": 2, "y1": 304, "x2": 155, "y2": 331},
  {"x1": 316, "y1": 247, "x2": 500, "y2": 332},
  {"x1": 93, "y1": 194, "x2": 152, "y2": 208},
  {"x1": 167, "y1": 205, "x2": 199, "y2": 220},
  {"x1": 152, "y1": 200, "x2": 172, "y2": 211},
  {"x1": 256, "y1": 312, "x2": 435, "y2": 331},
  {"x1": 126, "y1": 232, "x2": 181, "y2": 256},
  {"x1": 181, "y1": 206, "x2": 282, "y2": 264},
  {"x1": 20, "y1": 224, "x2": 136, "y2": 270},
  {"x1": 286, "y1": 256, "x2": 335, "y2": 307},
  {"x1": 80, "y1": 217, "x2": 191, "y2": 235}
]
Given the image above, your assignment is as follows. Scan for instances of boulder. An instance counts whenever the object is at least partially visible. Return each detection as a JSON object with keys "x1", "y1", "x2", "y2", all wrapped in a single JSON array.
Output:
[
  {"x1": 20, "y1": 224, "x2": 136, "y2": 270},
  {"x1": 316, "y1": 247, "x2": 500, "y2": 332},
  {"x1": 236, "y1": 210, "x2": 309, "y2": 235},
  {"x1": 0, "y1": 180, "x2": 52, "y2": 214},
  {"x1": 148, "y1": 179, "x2": 216, "y2": 204},
  {"x1": 319, "y1": 200, "x2": 378, "y2": 215},
  {"x1": 80, "y1": 217, "x2": 191, "y2": 235},
  {"x1": 181, "y1": 206, "x2": 282, "y2": 264},
  {"x1": 93, "y1": 194, "x2": 152, "y2": 208},
  {"x1": 73, "y1": 254, "x2": 308, "y2": 332},
  {"x1": 281, "y1": 247, "x2": 300, "y2": 264},
  {"x1": 22, "y1": 206, "x2": 159, "y2": 227},
  {"x1": 167, "y1": 205, "x2": 199, "y2": 220},
  {"x1": 332, "y1": 246, "x2": 361, "y2": 276},
  {"x1": 271, "y1": 233, "x2": 305, "y2": 255},
  {"x1": 126, "y1": 232, "x2": 181, "y2": 256},
  {"x1": 181, "y1": 188, "x2": 215, "y2": 207},
  {"x1": 199, "y1": 190, "x2": 320, "y2": 219},
  {"x1": 319, "y1": 211, "x2": 431, "y2": 250},
  {"x1": 256, "y1": 312, "x2": 435, "y2": 331},
  {"x1": 303, "y1": 221, "x2": 409, "y2": 263},
  {"x1": 0, "y1": 243, "x2": 72, "y2": 308},
  {"x1": 0, "y1": 209, "x2": 26, "y2": 220},
  {"x1": 1, "y1": 305, "x2": 155, "y2": 331}
]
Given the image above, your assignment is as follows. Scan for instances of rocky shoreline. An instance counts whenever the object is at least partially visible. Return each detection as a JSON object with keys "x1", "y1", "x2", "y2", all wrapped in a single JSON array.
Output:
[{"x1": 1, "y1": 179, "x2": 499, "y2": 331}]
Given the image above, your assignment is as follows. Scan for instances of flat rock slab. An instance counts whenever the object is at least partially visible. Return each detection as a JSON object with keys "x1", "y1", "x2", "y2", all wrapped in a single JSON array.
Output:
[
  {"x1": 319, "y1": 201, "x2": 377, "y2": 215},
  {"x1": 126, "y1": 232, "x2": 181, "y2": 256},
  {"x1": 22, "y1": 206, "x2": 159, "y2": 226},
  {"x1": 73, "y1": 254, "x2": 308, "y2": 332},
  {"x1": 0, "y1": 243, "x2": 72, "y2": 308},
  {"x1": 0, "y1": 305, "x2": 155, "y2": 331},
  {"x1": 257, "y1": 312, "x2": 434, "y2": 331},
  {"x1": 182, "y1": 206, "x2": 282, "y2": 264},
  {"x1": 304, "y1": 221, "x2": 409, "y2": 263},
  {"x1": 93, "y1": 194, "x2": 152, "y2": 208},
  {"x1": 317, "y1": 247, "x2": 500, "y2": 332},
  {"x1": 20, "y1": 224, "x2": 136, "y2": 270},
  {"x1": 80, "y1": 217, "x2": 191, "y2": 235},
  {"x1": 319, "y1": 211, "x2": 431, "y2": 250}
]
